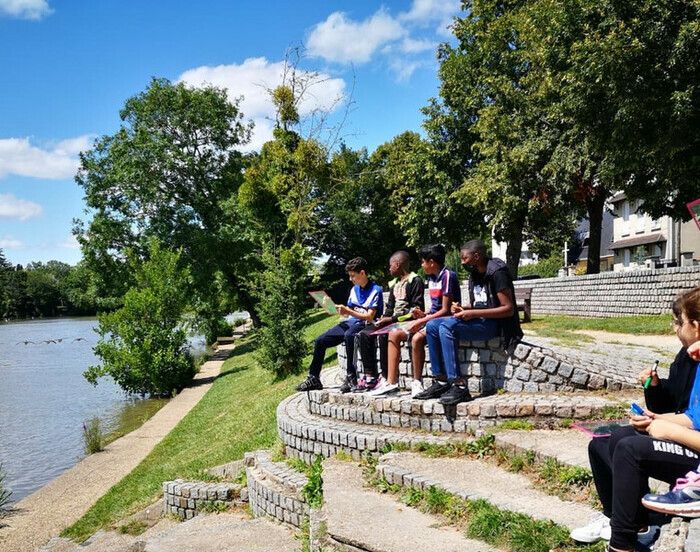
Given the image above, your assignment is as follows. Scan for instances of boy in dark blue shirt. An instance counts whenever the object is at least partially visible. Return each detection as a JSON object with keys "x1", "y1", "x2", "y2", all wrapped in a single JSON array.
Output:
[{"x1": 297, "y1": 257, "x2": 383, "y2": 393}]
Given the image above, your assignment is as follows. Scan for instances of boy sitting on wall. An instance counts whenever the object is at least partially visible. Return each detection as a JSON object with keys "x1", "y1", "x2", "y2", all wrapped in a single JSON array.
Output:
[
  {"x1": 296, "y1": 257, "x2": 383, "y2": 393},
  {"x1": 354, "y1": 250, "x2": 425, "y2": 394},
  {"x1": 376, "y1": 244, "x2": 460, "y2": 398},
  {"x1": 416, "y1": 239, "x2": 522, "y2": 405}
]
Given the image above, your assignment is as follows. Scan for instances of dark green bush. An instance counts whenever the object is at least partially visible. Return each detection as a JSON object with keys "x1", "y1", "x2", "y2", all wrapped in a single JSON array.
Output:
[{"x1": 517, "y1": 256, "x2": 562, "y2": 278}]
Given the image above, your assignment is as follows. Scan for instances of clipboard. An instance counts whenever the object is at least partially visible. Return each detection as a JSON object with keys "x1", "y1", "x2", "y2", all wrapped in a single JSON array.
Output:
[
  {"x1": 308, "y1": 290, "x2": 338, "y2": 316},
  {"x1": 572, "y1": 419, "x2": 629, "y2": 438}
]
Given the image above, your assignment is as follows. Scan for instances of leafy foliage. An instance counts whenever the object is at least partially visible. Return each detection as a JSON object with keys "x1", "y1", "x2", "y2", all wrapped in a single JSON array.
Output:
[
  {"x1": 82, "y1": 416, "x2": 104, "y2": 454},
  {"x1": 253, "y1": 243, "x2": 310, "y2": 378},
  {"x1": 0, "y1": 463, "x2": 12, "y2": 514},
  {"x1": 84, "y1": 241, "x2": 194, "y2": 396}
]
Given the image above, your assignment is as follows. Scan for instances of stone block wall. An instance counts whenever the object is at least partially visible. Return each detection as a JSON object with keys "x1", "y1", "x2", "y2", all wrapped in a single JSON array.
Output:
[
  {"x1": 245, "y1": 450, "x2": 310, "y2": 527},
  {"x1": 512, "y1": 266, "x2": 700, "y2": 317},
  {"x1": 338, "y1": 338, "x2": 637, "y2": 395},
  {"x1": 162, "y1": 479, "x2": 244, "y2": 520}
]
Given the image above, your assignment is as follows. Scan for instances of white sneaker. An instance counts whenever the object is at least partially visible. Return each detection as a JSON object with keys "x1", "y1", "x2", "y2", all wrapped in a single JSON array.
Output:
[
  {"x1": 570, "y1": 513, "x2": 611, "y2": 543},
  {"x1": 367, "y1": 380, "x2": 399, "y2": 396},
  {"x1": 411, "y1": 379, "x2": 424, "y2": 398}
]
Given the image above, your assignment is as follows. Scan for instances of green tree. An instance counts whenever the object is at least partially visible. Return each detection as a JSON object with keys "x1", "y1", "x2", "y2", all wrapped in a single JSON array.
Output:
[
  {"x1": 85, "y1": 241, "x2": 194, "y2": 396},
  {"x1": 75, "y1": 77, "x2": 258, "y2": 327}
]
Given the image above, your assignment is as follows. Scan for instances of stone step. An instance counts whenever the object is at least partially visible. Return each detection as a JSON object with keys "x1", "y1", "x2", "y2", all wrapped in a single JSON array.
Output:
[
  {"x1": 244, "y1": 450, "x2": 309, "y2": 527},
  {"x1": 376, "y1": 451, "x2": 598, "y2": 531},
  {"x1": 321, "y1": 458, "x2": 498, "y2": 552},
  {"x1": 141, "y1": 512, "x2": 299, "y2": 552},
  {"x1": 277, "y1": 390, "x2": 465, "y2": 464},
  {"x1": 308, "y1": 385, "x2": 623, "y2": 434}
]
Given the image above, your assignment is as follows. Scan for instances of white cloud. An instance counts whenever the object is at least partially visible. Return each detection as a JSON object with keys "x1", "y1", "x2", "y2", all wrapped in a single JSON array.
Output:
[
  {"x1": 307, "y1": 9, "x2": 406, "y2": 64},
  {"x1": 0, "y1": 236, "x2": 24, "y2": 249},
  {"x1": 399, "y1": 0, "x2": 461, "y2": 24},
  {"x1": 400, "y1": 37, "x2": 436, "y2": 54},
  {"x1": 0, "y1": 0, "x2": 52, "y2": 20},
  {"x1": 0, "y1": 135, "x2": 92, "y2": 180},
  {"x1": 389, "y1": 59, "x2": 422, "y2": 82},
  {"x1": 0, "y1": 193, "x2": 42, "y2": 221},
  {"x1": 58, "y1": 234, "x2": 80, "y2": 250},
  {"x1": 178, "y1": 57, "x2": 346, "y2": 151}
]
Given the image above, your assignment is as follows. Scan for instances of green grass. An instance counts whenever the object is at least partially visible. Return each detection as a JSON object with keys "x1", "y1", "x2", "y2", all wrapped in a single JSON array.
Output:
[
  {"x1": 61, "y1": 311, "x2": 339, "y2": 542},
  {"x1": 528, "y1": 314, "x2": 672, "y2": 336}
]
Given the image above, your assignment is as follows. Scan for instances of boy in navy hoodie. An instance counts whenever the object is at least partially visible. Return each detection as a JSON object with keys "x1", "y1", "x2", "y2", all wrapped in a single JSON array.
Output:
[
  {"x1": 296, "y1": 257, "x2": 383, "y2": 393},
  {"x1": 416, "y1": 239, "x2": 522, "y2": 405}
]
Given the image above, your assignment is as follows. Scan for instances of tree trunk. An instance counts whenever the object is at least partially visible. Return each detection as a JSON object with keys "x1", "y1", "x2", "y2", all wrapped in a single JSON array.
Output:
[
  {"x1": 504, "y1": 210, "x2": 526, "y2": 278},
  {"x1": 585, "y1": 186, "x2": 606, "y2": 275}
]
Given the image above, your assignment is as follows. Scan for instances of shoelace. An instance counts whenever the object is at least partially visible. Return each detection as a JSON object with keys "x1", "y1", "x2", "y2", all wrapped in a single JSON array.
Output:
[{"x1": 672, "y1": 470, "x2": 700, "y2": 491}]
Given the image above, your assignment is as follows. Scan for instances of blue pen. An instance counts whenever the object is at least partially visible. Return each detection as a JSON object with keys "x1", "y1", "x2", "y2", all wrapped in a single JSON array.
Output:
[{"x1": 630, "y1": 403, "x2": 645, "y2": 416}]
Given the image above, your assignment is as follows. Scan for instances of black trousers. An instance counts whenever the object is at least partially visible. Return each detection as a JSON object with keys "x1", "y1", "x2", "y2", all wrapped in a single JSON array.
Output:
[
  {"x1": 356, "y1": 328, "x2": 389, "y2": 379},
  {"x1": 308, "y1": 320, "x2": 364, "y2": 380},
  {"x1": 589, "y1": 425, "x2": 700, "y2": 550}
]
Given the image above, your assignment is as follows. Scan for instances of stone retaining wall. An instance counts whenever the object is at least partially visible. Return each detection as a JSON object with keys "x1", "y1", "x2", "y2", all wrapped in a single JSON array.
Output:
[
  {"x1": 339, "y1": 338, "x2": 637, "y2": 395},
  {"x1": 245, "y1": 450, "x2": 310, "y2": 527},
  {"x1": 513, "y1": 266, "x2": 700, "y2": 317},
  {"x1": 162, "y1": 480, "x2": 244, "y2": 520}
]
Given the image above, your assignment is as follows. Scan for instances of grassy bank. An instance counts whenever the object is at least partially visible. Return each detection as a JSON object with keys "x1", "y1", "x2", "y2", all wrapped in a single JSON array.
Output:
[
  {"x1": 62, "y1": 311, "x2": 338, "y2": 542},
  {"x1": 524, "y1": 314, "x2": 672, "y2": 346}
]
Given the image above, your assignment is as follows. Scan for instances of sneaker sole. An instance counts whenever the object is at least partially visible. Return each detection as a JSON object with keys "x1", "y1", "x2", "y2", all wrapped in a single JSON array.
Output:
[{"x1": 641, "y1": 498, "x2": 700, "y2": 517}]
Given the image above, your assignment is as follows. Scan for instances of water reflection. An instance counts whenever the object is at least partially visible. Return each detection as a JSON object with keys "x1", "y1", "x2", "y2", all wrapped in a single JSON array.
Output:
[{"x1": 0, "y1": 318, "x2": 206, "y2": 503}]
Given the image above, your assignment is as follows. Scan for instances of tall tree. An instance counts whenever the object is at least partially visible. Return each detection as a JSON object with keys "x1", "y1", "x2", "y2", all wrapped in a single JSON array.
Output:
[{"x1": 75, "y1": 78, "x2": 258, "y2": 327}]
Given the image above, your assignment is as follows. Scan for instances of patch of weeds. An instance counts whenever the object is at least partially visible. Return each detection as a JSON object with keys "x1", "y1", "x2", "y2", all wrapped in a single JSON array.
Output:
[
  {"x1": 558, "y1": 465, "x2": 592, "y2": 486},
  {"x1": 465, "y1": 433, "x2": 495, "y2": 458},
  {"x1": 234, "y1": 468, "x2": 247, "y2": 487},
  {"x1": 0, "y1": 463, "x2": 12, "y2": 514},
  {"x1": 116, "y1": 519, "x2": 148, "y2": 536},
  {"x1": 424, "y1": 486, "x2": 452, "y2": 514},
  {"x1": 400, "y1": 486, "x2": 424, "y2": 507},
  {"x1": 508, "y1": 453, "x2": 527, "y2": 473},
  {"x1": 302, "y1": 456, "x2": 323, "y2": 509},
  {"x1": 287, "y1": 457, "x2": 311, "y2": 476},
  {"x1": 375, "y1": 476, "x2": 401, "y2": 494},
  {"x1": 599, "y1": 404, "x2": 628, "y2": 421},
  {"x1": 198, "y1": 500, "x2": 229, "y2": 514},
  {"x1": 558, "y1": 418, "x2": 573, "y2": 429},
  {"x1": 492, "y1": 419, "x2": 535, "y2": 431},
  {"x1": 380, "y1": 441, "x2": 411, "y2": 454},
  {"x1": 83, "y1": 417, "x2": 104, "y2": 454},
  {"x1": 270, "y1": 438, "x2": 287, "y2": 462},
  {"x1": 333, "y1": 450, "x2": 352, "y2": 462},
  {"x1": 297, "y1": 517, "x2": 310, "y2": 552}
]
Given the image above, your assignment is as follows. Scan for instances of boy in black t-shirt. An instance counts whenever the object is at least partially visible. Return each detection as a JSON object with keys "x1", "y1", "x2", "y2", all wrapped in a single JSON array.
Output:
[{"x1": 417, "y1": 239, "x2": 522, "y2": 405}]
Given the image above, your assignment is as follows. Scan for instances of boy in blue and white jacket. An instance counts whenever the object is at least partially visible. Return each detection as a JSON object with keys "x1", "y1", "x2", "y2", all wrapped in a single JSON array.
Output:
[{"x1": 297, "y1": 257, "x2": 383, "y2": 393}]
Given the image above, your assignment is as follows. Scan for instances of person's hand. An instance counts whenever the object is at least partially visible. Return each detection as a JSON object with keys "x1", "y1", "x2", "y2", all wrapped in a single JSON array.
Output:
[
  {"x1": 411, "y1": 307, "x2": 426, "y2": 319},
  {"x1": 451, "y1": 302, "x2": 463, "y2": 314},
  {"x1": 629, "y1": 408, "x2": 656, "y2": 432},
  {"x1": 688, "y1": 341, "x2": 700, "y2": 362},
  {"x1": 454, "y1": 309, "x2": 476, "y2": 320},
  {"x1": 638, "y1": 367, "x2": 660, "y2": 387},
  {"x1": 336, "y1": 305, "x2": 352, "y2": 316},
  {"x1": 375, "y1": 317, "x2": 392, "y2": 328}
]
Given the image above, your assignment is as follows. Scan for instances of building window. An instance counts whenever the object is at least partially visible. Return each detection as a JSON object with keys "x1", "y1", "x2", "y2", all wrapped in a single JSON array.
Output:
[
  {"x1": 621, "y1": 201, "x2": 630, "y2": 236},
  {"x1": 623, "y1": 248, "x2": 630, "y2": 267},
  {"x1": 636, "y1": 201, "x2": 646, "y2": 233}
]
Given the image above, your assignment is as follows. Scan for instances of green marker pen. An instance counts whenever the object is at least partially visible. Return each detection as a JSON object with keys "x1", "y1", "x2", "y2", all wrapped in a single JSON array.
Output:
[{"x1": 643, "y1": 360, "x2": 659, "y2": 389}]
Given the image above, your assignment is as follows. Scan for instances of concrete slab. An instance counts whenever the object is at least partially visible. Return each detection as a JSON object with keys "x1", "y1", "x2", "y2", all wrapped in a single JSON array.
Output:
[{"x1": 322, "y1": 458, "x2": 496, "y2": 552}]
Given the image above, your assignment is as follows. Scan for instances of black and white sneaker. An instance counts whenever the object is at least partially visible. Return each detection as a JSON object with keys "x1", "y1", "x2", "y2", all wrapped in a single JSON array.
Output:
[
  {"x1": 339, "y1": 376, "x2": 357, "y2": 394},
  {"x1": 414, "y1": 380, "x2": 451, "y2": 400},
  {"x1": 296, "y1": 375, "x2": 323, "y2": 392},
  {"x1": 438, "y1": 384, "x2": 472, "y2": 405}
]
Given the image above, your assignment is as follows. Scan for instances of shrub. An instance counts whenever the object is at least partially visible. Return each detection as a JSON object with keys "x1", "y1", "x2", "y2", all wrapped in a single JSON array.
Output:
[
  {"x1": 302, "y1": 456, "x2": 323, "y2": 508},
  {"x1": 84, "y1": 241, "x2": 195, "y2": 396},
  {"x1": 517, "y1": 256, "x2": 562, "y2": 278},
  {"x1": 253, "y1": 243, "x2": 309, "y2": 378},
  {"x1": 83, "y1": 417, "x2": 104, "y2": 454},
  {"x1": 0, "y1": 463, "x2": 12, "y2": 514}
]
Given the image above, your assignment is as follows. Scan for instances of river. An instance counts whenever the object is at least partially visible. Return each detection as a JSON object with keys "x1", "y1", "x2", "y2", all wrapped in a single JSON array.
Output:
[{"x1": 0, "y1": 317, "x2": 204, "y2": 503}]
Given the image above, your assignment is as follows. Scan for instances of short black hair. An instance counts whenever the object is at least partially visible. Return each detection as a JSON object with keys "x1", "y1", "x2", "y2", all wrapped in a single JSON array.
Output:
[
  {"x1": 390, "y1": 250, "x2": 410, "y2": 268},
  {"x1": 460, "y1": 239, "x2": 487, "y2": 258},
  {"x1": 345, "y1": 257, "x2": 369, "y2": 274},
  {"x1": 418, "y1": 244, "x2": 446, "y2": 266}
]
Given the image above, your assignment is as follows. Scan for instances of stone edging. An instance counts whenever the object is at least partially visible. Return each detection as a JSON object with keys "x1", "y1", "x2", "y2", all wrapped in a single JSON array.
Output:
[
  {"x1": 245, "y1": 450, "x2": 309, "y2": 527},
  {"x1": 161, "y1": 480, "x2": 244, "y2": 520},
  {"x1": 307, "y1": 388, "x2": 620, "y2": 433}
]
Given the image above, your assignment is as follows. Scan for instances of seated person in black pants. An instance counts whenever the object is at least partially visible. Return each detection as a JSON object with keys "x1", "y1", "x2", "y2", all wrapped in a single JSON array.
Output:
[
  {"x1": 354, "y1": 250, "x2": 424, "y2": 393},
  {"x1": 571, "y1": 287, "x2": 700, "y2": 552},
  {"x1": 296, "y1": 257, "x2": 383, "y2": 393}
]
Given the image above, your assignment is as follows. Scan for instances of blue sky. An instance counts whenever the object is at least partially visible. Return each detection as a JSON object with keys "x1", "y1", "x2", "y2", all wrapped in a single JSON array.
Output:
[{"x1": 0, "y1": 0, "x2": 461, "y2": 266}]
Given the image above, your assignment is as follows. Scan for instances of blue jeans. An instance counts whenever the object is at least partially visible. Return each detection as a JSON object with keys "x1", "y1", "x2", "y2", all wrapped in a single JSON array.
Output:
[{"x1": 425, "y1": 317, "x2": 499, "y2": 381}]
